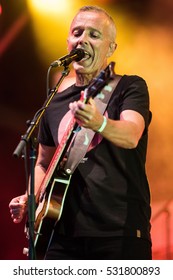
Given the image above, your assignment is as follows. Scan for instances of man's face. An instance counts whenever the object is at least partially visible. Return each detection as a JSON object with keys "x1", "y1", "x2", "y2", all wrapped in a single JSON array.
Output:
[{"x1": 67, "y1": 11, "x2": 115, "y2": 75}]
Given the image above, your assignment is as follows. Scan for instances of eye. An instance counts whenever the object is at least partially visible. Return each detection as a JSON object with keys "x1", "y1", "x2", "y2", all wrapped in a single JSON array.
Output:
[
  {"x1": 73, "y1": 29, "x2": 83, "y2": 37},
  {"x1": 90, "y1": 31, "x2": 101, "y2": 39}
]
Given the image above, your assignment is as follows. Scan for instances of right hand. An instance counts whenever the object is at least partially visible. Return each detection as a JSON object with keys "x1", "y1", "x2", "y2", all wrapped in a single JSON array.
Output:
[{"x1": 9, "y1": 194, "x2": 28, "y2": 223}]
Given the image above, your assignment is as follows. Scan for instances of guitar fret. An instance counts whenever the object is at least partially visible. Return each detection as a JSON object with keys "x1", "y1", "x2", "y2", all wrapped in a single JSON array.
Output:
[{"x1": 39, "y1": 117, "x2": 76, "y2": 195}]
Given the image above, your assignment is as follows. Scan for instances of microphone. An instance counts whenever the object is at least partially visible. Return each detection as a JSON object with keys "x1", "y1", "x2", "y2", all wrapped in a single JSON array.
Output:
[{"x1": 50, "y1": 48, "x2": 85, "y2": 67}]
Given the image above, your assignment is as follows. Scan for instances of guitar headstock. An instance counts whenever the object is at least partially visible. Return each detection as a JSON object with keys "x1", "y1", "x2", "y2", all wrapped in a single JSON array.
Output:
[{"x1": 84, "y1": 62, "x2": 115, "y2": 102}]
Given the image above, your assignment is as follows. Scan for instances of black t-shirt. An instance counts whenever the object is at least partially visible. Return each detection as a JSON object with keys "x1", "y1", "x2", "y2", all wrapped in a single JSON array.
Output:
[{"x1": 38, "y1": 74, "x2": 152, "y2": 241}]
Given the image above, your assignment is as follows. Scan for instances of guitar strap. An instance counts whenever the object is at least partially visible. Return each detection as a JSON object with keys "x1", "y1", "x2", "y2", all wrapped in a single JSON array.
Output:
[{"x1": 63, "y1": 74, "x2": 122, "y2": 175}]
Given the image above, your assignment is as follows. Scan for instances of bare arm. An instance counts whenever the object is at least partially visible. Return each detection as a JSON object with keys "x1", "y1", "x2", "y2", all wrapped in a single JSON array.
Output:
[
  {"x1": 34, "y1": 144, "x2": 56, "y2": 201},
  {"x1": 69, "y1": 98, "x2": 145, "y2": 149},
  {"x1": 99, "y1": 109, "x2": 145, "y2": 148}
]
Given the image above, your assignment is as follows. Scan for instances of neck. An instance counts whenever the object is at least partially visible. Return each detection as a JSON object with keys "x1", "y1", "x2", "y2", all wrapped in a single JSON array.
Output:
[
  {"x1": 75, "y1": 66, "x2": 107, "y2": 87},
  {"x1": 75, "y1": 73, "x2": 95, "y2": 86},
  {"x1": 76, "y1": 71, "x2": 104, "y2": 86}
]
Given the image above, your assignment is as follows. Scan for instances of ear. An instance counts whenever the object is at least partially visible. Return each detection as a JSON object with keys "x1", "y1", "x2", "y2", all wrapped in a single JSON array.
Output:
[{"x1": 106, "y1": 42, "x2": 117, "y2": 57}]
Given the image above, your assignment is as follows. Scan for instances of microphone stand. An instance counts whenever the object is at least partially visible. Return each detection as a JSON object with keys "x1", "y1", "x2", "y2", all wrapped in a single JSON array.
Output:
[{"x1": 13, "y1": 65, "x2": 70, "y2": 260}]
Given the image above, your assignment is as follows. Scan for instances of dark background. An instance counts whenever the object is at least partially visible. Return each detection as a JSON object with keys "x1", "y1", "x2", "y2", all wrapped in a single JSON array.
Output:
[{"x1": 1, "y1": 0, "x2": 173, "y2": 259}]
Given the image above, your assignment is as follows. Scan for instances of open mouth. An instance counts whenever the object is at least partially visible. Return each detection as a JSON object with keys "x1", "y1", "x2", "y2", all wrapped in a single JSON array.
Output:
[{"x1": 81, "y1": 50, "x2": 91, "y2": 61}]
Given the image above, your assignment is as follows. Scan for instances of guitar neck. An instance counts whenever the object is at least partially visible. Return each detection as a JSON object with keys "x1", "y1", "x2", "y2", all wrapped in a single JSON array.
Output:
[{"x1": 39, "y1": 116, "x2": 77, "y2": 199}]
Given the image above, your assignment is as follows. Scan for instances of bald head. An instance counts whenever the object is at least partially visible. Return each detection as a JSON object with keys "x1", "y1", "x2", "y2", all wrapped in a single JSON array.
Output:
[{"x1": 72, "y1": 5, "x2": 116, "y2": 43}]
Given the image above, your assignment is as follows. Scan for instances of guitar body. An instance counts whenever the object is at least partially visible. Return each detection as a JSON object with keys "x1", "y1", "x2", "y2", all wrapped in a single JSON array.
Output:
[{"x1": 33, "y1": 172, "x2": 71, "y2": 259}]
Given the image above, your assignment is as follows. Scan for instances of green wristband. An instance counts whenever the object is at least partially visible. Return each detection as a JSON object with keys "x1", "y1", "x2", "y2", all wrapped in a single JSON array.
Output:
[{"x1": 97, "y1": 116, "x2": 107, "y2": 133}]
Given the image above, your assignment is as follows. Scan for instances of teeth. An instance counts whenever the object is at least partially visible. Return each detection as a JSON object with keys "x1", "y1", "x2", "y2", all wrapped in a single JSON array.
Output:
[{"x1": 84, "y1": 51, "x2": 91, "y2": 58}]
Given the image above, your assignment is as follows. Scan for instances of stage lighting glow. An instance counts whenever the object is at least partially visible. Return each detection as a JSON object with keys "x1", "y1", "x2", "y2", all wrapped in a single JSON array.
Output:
[
  {"x1": 26, "y1": 0, "x2": 76, "y2": 65},
  {"x1": 27, "y1": 0, "x2": 69, "y2": 15}
]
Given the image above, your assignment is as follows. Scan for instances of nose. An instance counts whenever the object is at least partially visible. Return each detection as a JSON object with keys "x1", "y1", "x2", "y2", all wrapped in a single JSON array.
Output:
[{"x1": 77, "y1": 31, "x2": 89, "y2": 47}]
